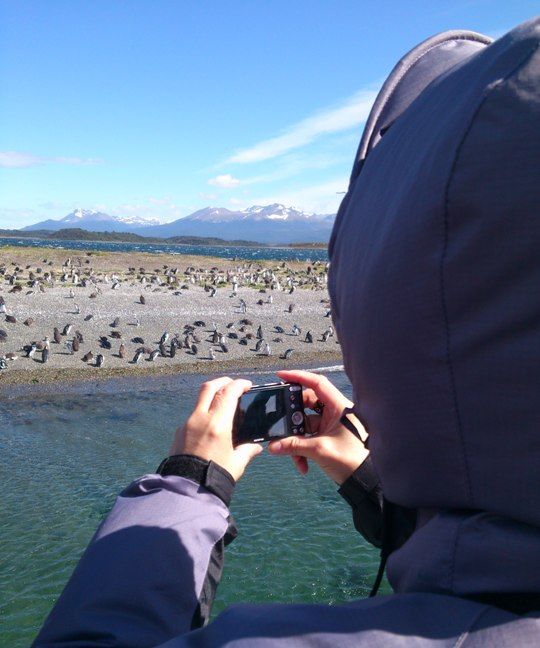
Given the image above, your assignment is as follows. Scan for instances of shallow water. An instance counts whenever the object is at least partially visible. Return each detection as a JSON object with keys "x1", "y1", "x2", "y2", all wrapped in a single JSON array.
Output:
[
  {"x1": 0, "y1": 236, "x2": 328, "y2": 262},
  {"x1": 0, "y1": 369, "x2": 385, "y2": 647}
]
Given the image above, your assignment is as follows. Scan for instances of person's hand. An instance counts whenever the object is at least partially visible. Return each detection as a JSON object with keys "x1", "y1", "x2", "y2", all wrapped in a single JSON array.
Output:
[
  {"x1": 169, "y1": 377, "x2": 263, "y2": 481},
  {"x1": 268, "y1": 370, "x2": 369, "y2": 484}
]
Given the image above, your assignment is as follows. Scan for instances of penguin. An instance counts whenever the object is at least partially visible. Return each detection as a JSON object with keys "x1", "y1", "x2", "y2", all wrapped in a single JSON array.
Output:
[
  {"x1": 118, "y1": 343, "x2": 126, "y2": 359},
  {"x1": 282, "y1": 348, "x2": 293, "y2": 360},
  {"x1": 96, "y1": 354, "x2": 104, "y2": 368},
  {"x1": 26, "y1": 343, "x2": 37, "y2": 358}
]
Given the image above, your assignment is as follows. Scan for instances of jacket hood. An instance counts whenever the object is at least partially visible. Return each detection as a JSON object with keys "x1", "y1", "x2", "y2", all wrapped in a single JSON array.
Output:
[{"x1": 328, "y1": 17, "x2": 540, "y2": 595}]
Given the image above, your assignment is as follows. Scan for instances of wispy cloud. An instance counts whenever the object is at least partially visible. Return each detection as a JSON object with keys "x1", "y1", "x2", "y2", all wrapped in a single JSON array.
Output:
[
  {"x1": 226, "y1": 88, "x2": 377, "y2": 164},
  {"x1": 208, "y1": 173, "x2": 240, "y2": 188},
  {"x1": 0, "y1": 151, "x2": 102, "y2": 168}
]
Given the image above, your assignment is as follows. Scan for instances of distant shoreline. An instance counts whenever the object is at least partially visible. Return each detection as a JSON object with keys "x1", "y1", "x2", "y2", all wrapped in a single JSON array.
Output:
[{"x1": 0, "y1": 229, "x2": 329, "y2": 250}]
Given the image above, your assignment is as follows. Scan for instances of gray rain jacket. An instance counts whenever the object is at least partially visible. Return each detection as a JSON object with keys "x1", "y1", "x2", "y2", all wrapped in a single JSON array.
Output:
[{"x1": 35, "y1": 17, "x2": 540, "y2": 647}]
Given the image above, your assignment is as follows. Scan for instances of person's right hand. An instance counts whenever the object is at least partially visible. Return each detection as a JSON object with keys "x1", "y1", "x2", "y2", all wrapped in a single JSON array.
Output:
[
  {"x1": 169, "y1": 377, "x2": 262, "y2": 482},
  {"x1": 268, "y1": 370, "x2": 369, "y2": 485}
]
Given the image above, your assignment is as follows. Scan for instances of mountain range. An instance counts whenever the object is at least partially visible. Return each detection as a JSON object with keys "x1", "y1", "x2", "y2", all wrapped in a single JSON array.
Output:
[{"x1": 23, "y1": 204, "x2": 336, "y2": 244}]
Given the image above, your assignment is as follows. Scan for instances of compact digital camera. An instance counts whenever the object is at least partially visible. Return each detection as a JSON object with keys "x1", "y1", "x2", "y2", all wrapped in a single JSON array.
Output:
[{"x1": 233, "y1": 381, "x2": 306, "y2": 445}]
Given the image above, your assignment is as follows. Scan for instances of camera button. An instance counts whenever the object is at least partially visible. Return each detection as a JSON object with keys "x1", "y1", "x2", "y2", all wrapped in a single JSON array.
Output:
[
  {"x1": 289, "y1": 385, "x2": 302, "y2": 392},
  {"x1": 291, "y1": 411, "x2": 304, "y2": 425}
]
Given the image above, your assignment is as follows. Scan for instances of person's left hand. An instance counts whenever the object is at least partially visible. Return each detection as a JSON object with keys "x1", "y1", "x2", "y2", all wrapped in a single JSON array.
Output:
[{"x1": 169, "y1": 376, "x2": 263, "y2": 481}]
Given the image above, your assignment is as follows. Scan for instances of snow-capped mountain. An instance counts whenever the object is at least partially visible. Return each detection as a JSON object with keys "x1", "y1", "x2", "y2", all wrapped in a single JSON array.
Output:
[
  {"x1": 23, "y1": 204, "x2": 336, "y2": 243},
  {"x1": 24, "y1": 208, "x2": 162, "y2": 232},
  {"x1": 187, "y1": 204, "x2": 323, "y2": 223},
  {"x1": 139, "y1": 204, "x2": 335, "y2": 243}
]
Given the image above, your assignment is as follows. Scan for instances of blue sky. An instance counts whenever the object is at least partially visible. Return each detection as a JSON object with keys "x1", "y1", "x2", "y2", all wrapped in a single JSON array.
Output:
[{"x1": 1, "y1": 0, "x2": 537, "y2": 228}]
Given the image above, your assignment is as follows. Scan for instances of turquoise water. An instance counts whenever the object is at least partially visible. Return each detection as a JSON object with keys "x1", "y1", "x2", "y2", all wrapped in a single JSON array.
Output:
[
  {"x1": 0, "y1": 236, "x2": 328, "y2": 262},
  {"x1": 0, "y1": 369, "x2": 385, "y2": 647}
]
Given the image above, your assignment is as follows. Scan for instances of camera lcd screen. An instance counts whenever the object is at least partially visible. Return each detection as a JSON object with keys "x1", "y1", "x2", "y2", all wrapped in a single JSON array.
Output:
[{"x1": 235, "y1": 387, "x2": 289, "y2": 443}]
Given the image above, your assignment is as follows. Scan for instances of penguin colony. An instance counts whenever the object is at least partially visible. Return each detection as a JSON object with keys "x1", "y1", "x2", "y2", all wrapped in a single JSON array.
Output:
[{"x1": 0, "y1": 251, "x2": 339, "y2": 373}]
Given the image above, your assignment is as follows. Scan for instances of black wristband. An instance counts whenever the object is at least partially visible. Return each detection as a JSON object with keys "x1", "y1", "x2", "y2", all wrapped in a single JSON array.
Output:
[
  {"x1": 156, "y1": 454, "x2": 236, "y2": 507},
  {"x1": 338, "y1": 456, "x2": 382, "y2": 508}
]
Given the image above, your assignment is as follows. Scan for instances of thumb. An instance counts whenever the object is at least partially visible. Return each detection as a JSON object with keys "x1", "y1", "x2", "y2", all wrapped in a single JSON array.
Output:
[{"x1": 268, "y1": 435, "x2": 320, "y2": 461}]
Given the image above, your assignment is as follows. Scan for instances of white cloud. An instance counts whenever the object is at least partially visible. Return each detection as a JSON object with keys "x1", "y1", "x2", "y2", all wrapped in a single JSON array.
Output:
[
  {"x1": 208, "y1": 173, "x2": 241, "y2": 188},
  {"x1": 148, "y1": 196, "x2": 173, "y2": 206},
  {"x1": 0, "y1": 207, "x2": 38, "y2": 228},
  {"x1": 226, "y1": 88, "x2": 377, "y2": 164},
  {"x1": 0, "y1": 151, "x2": 102, "y2": 168}
]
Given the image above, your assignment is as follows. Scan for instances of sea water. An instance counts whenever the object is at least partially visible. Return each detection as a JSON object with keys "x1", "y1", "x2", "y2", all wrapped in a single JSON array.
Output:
[
  {"x1": 0, "y1": 369, "x2": 385, "y2": 647},
  {"x1": 0, "y1": 237, "x2": 328, "y2": 263}
]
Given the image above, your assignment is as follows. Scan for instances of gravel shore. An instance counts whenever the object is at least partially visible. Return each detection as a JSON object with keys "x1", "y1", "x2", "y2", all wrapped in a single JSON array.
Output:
[{"x1": 0, "y1": 246, "x2": 342, "y2": 387}]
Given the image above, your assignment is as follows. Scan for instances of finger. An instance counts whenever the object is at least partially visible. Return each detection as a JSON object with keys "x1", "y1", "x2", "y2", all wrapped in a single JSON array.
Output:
[
  {"x1": 277, "y1": 370, "x2": 351, "y2": 406},
  {"x1": 292, "y1": 455, "x2": 309, "y2": 475},
  {"x1": 305, "y1": 413, "x2": 321, "y2": 436},
  {"x1": 209, "y1": 378, "x2": 252, "y2": 416},
  {"x1": 267, "y1": 434, "x2": 321, "y2": 460},
  {"x1": 195, "y1": 377, "x2": 234, "y2": 412},
  {"x1": 300, "y1": 387, "x2": 319, "y2": 410},
  {"x1": 234, "y1": 442, "x2": 263, "y2": 465}
]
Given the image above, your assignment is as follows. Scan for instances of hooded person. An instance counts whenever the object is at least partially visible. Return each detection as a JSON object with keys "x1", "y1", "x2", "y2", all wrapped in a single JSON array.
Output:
[{"x1": 34, "y1": 17, "x2": 540, "y2": 647}]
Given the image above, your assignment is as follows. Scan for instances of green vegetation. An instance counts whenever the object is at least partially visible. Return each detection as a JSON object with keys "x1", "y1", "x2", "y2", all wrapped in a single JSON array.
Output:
[{"x1": 0, "y1": 227, "x2": 265, "y2": 247}]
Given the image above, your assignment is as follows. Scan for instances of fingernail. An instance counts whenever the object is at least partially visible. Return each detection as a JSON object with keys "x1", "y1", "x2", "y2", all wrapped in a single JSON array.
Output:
[{"x1": 271, "y1": 442, "x2": 282, "y2": 453}]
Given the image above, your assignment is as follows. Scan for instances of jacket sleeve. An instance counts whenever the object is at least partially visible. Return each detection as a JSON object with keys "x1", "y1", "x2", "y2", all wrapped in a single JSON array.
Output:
[
  {"x1": 338, "y1": 456, "x2": 384, "y2": 548},
  {"x1": 33, "y1": 468, "x2": 236, "y2": 648}
]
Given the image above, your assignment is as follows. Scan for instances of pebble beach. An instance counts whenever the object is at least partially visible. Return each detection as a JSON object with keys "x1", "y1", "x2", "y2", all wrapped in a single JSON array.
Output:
[{"x1": 0, "y1": 245, "x2": 342, "y2": 387}]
